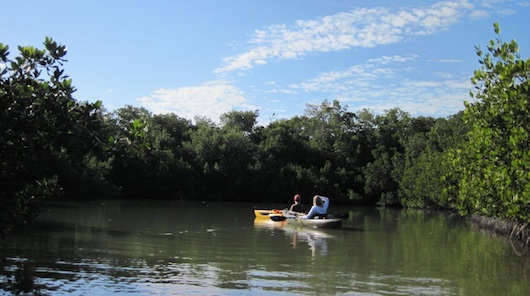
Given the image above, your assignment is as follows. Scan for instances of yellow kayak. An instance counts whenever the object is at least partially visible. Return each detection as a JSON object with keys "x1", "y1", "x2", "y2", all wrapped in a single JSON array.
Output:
[
  {"x1": 256, "y1": 209, "x2": 344, "y2": 228},
  {"x1": 254, "y1": 209, "x2": 283, "y2": 219}
]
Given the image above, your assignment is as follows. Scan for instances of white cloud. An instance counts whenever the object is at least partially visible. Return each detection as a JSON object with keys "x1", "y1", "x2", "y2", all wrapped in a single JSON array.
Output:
[
  {"x1": 292, "y1": 54, "x2": 418, "y2": 93},
  {"x1": 295, "y1": 65, "x2": 375, "y2": 93},
  {"x1": 339, "y1": 78, "x2": 471, "y2": 117},
  {"x1": 439, "y1": 59, "x2": 461, "y2": 63},
  {"x1": 497, "y1": 8, "x2": 516, "y2": 15},
  {"x1": 469, "y1": 9, "x2": 489, "y2": 19},
  {"x1": 283, "y1": 51, "x2": 472, "y2": 117},
  {"x1": 434, "y1": 71, "x2": 457, "y2": 79},
  {"x1": 367, "y1": 54, "x2": 420, "y2": 64},
  {"x1": 265, "y1": 88, "x2": 298, "y2": 95},
  {"x1": 214, "y1": 0, "x2": 473, "y2": 73},
  {"x1": 363, "y1": 78, "x2": 472, "y2": 116},
  {"x1": 137, "y1": 81, "x2": 249, "y2": 123}
]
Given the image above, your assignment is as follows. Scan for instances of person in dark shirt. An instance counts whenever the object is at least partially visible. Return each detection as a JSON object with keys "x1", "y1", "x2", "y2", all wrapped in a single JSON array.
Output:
[{"x1": 289, "y1": 193, "x2": 305, "y2": 213}]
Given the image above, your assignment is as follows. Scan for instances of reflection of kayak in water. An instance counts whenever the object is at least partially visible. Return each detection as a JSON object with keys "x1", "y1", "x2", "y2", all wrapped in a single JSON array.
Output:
[
  {"x1": 253, "y1": 217, "x2": 286, "y2": 229},
  {"x1": 281, "y1": 221, "x2": 332, "y2": 256},
  {"x1": 281, "y1": 222, "x2": 335, "y2": 238},
  {"x1": 255, "y1": 216, "x2": 334, "y2": 237},
  {"x1": 254, "y1": 215, "x2": 334, "y2": 256}
]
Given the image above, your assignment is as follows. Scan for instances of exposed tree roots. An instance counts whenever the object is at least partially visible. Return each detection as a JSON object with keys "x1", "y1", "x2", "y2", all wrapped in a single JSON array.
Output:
[{"x1": 469, "y1": 215, "x2": 529, "y2": 255}]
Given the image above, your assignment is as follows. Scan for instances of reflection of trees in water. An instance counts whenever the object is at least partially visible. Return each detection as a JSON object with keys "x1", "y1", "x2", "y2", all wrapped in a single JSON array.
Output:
[{"x1": 3, "y1": 262, "x2": 42, "y2": 295}]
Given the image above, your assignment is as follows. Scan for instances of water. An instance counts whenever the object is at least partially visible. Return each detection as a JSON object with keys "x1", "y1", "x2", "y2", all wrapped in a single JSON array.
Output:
[{"x1": 0, "y1": 200, "x2": 528, "y2": 295}]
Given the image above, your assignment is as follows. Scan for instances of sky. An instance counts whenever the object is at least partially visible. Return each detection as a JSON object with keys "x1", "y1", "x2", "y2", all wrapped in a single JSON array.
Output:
[{"x1": 2, "y1": 0, "x2": 530, "y2": 125}]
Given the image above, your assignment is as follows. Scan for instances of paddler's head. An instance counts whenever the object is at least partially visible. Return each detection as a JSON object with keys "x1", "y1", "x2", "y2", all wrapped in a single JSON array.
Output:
[{"x1": 294, "y1": 194, "x2": 301, "y2": 203}]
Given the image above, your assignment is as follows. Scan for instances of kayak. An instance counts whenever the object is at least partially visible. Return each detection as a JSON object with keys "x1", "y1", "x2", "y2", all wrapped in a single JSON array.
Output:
[
  {"x1": 254, "y1": 209, "x2": 283, "y2": 219},
  {"x1": 254, "y1": 209, "x2": 303, "y2": 219},
  {"x1": 283, "y1": 217, "x2": 342, "y2": 229},
  {"x1": 257, "y1": 209, "x2": 347, "y2": 229},
  {"x1": 269, "y1": 210, "x2": 343, "y2": 229}
]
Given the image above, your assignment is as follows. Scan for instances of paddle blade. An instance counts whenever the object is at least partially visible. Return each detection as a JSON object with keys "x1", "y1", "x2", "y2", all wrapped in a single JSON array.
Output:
[
  {"x1": 270, "y1": 215, "x2": 286, "y2": 222},
  {"x1": 333, "y1": 212, "x2": 350, "y2": 220}
]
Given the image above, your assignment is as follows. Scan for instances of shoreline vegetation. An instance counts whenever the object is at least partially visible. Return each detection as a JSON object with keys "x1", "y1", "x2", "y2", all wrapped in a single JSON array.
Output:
[{"x1": 1, "y1": 24, "x2": 530, "y2": 250}]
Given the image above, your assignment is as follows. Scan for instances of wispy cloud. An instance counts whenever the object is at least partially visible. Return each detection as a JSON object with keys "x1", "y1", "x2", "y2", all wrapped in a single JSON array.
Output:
[
  {"x1": 291, "y1": 54, "x2": 418, "y2": 93},
  {"x1": 369, "y1": 79, "x2": 472, "y2": 116},
  {"x1": 367, "y1": 54, "x2": 419, "y2": 64},
  {"x1": 214, "y1": 0, "x2": 474, "y2": 73},
  {"x1": 283, "y1": 53, "x2": 471, "y2": 117},
  {"x1": 469, "y1": 9, "x2": 489, "y2": 19},
  {"x1": 137, "y1": 80, "x2": 250, "y2": 123}
]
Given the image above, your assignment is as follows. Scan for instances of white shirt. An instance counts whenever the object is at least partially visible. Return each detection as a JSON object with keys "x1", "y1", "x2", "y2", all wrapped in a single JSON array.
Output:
[{"x1": 302, "y1": 196, "x2": 329, "y2": 219}]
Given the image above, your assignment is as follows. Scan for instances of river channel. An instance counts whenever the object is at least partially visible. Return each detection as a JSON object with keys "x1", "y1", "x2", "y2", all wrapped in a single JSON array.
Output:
[{"x1": 0, "y1": 200, "x2": 528, "y2": 295}]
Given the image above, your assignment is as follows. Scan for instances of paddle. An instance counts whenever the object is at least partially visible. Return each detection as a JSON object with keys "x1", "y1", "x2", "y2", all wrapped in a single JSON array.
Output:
[
  {"x1": 270, "y1": 215, "x2": 287, "y2": 222},
  {"x1": 332, "y1": 212, "x2": 350, "y2": 220},
  {"x1": 305, "y1": 212, "x2": 350, "y2": 219}
]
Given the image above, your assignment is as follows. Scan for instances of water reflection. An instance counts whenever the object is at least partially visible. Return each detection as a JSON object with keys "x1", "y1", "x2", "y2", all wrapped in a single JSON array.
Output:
[
  {"x1": 2, "y1": 260, "x2": 40, "y2": 295},
  {"x1": 254, "y1": 218, "x2": 333, "y2": 257},
  {"x1": 285, "y1": 226, "x2": 330, "y2": 257},
  {"x1": 253, "y1": 218, "x2": 286, "y2": 230},
  {"x1": 1, "y1": 201, "x2": 529, "y2": 295}
]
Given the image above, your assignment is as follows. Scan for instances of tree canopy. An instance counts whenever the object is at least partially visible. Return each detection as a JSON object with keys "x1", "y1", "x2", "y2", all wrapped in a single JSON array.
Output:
[
  {"x1": 446, "y1": 23, "x2": 530, "y2": 223},
  {"x1": 0, "y1": 38, "x2": 106, "y2": 236}
]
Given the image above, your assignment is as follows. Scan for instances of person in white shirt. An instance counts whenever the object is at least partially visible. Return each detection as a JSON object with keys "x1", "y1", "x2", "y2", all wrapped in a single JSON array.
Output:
[{"x1": 302, "y1": 195, "x2": 329, "y2": 219}]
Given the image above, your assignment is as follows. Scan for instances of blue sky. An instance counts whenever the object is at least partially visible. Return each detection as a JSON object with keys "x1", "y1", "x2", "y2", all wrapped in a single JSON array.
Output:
[{"x1": 3, "y1": 0, "x2": 529, "y2": 125}]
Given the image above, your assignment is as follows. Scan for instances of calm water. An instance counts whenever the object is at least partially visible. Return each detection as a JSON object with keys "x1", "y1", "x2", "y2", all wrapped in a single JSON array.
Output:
[{"x1": 0, "y1": 200, "x2": 528, "y2": 295}]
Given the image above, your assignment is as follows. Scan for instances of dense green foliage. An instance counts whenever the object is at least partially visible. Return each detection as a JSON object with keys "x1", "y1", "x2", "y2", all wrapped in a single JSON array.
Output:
[
  {"x1": 1, "y1": 23, "x2": 528, "y2": 235},
  {"x1": 0, "y1": 38, "x2": 108, "y2": 236},
  {"x1": 446, "y1": 23, "x2": 530, "y2": 223}
]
